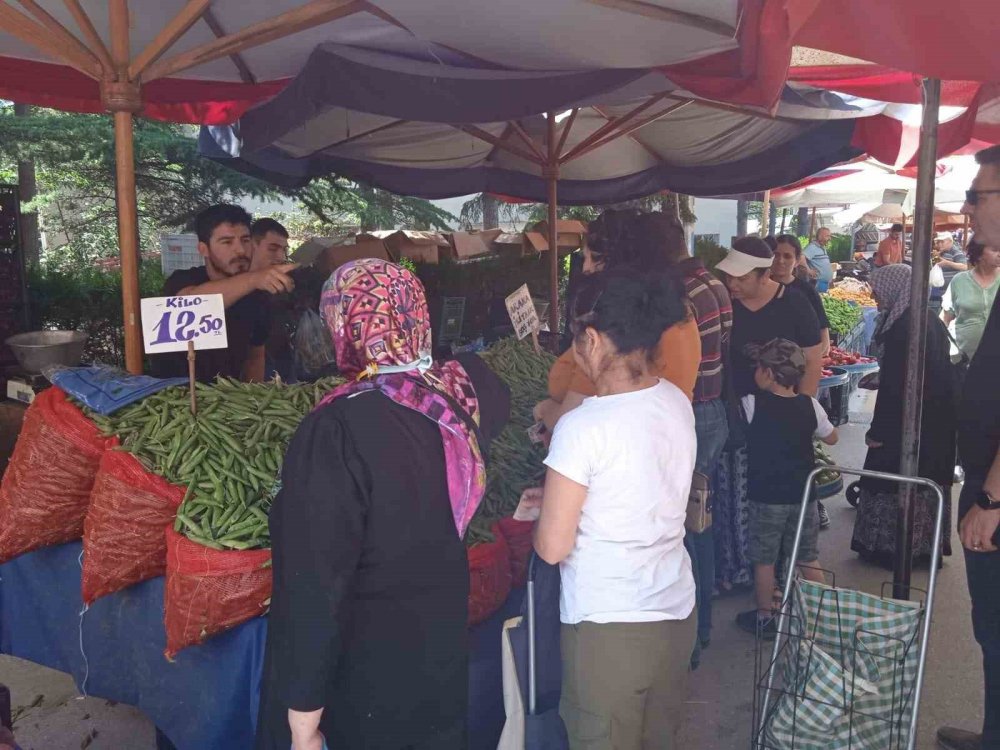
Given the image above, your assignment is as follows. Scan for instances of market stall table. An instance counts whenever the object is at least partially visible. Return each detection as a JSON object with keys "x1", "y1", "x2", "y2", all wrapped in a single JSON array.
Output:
[{"x1": 0, "y1": 541, "x2": 522, "y2": 750}]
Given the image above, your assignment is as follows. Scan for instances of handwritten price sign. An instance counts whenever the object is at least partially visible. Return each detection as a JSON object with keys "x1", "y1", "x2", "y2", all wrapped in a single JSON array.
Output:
[
  {"x1": 141, "y1": 294, "x2": 228, "y2": 354},
  {"x1": 505, "y1": 284, "x2": 540, "y2": 341}
]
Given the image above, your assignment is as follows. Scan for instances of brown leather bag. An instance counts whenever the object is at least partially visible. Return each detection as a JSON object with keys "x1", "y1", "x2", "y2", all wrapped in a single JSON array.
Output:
[{"x1": 686, "y1": 471, "x2": 712, "y2": 534}]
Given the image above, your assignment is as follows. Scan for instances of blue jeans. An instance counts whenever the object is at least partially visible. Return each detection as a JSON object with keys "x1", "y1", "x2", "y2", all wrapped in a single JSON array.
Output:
[
  {"x1": 960, "y1": 476, "x2": 1000, "y2": 748},
  {"x1": 687, "y1": 399, "x2": 729, "y2": 654}
]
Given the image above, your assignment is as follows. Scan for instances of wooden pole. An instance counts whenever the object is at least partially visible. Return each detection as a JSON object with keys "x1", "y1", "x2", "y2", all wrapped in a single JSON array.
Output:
[
  {"x1": 895, "y1": 78, "x2": 941, "y2": 600},
  {"x1": 760, "y1": 191, "x2": 771, "y2": 237},
  {"x1": 546, "y1": 113, "x2": 560, "y2": 337},
  {"x1": 109, "y1": 0, "x2": 143, "y2": 374},
  {"x1": 779, "y1": 207, "x2": 787, "y2": 234}
]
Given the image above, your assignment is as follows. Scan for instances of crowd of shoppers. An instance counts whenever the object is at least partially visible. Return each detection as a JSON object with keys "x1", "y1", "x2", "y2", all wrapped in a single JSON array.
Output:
[{"x1": 256, "y1": 145, "x2": 1000, "y2": 750}]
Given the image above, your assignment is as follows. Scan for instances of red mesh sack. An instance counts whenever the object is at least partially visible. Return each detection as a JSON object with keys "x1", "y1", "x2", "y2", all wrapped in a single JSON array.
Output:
[
  {"x1": 0, "y1": 387, "x2": 108, "y2": 563},
  {"x1": 163, "y1": 528, "x2": 272, "y2": 658},
  {"x1": 81, "y1": 446, "x2": 186, "y2": 605},
  {"x1": 496, "y1": 517, "x2": 535, "y2": 589},
  {"x1": 467, "y1": 526, "x2": 511, "y2": 626}
]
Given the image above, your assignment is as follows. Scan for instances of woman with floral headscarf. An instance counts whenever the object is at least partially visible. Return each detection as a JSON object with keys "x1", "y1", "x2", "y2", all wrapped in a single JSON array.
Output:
[
  {"x1": 851, "y1": 263, "x2": 956, "y2": 569},
  {"x1": 256, "y1": 259, "x2": 510, "y2": 750}
]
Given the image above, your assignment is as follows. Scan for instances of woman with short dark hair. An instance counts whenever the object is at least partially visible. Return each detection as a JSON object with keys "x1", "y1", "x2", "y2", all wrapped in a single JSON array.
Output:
[{"x1": 529, "y1": 268, "x2": 697, "y2": 749}]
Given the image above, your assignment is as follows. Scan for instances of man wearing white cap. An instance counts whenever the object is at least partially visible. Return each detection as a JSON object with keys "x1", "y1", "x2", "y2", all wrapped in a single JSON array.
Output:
[{"x1": 931, "y1": 231, "x2": 970, "y2": 314}]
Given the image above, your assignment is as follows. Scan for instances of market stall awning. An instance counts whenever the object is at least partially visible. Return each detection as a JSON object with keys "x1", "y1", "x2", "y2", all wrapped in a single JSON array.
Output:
[
  {"x1": 0, "y1": 0, "x2": 781, "y2": 124},
  {"x1": 200, "y1": 42, "x2": 866, "y2": 201},
  {"x1": 770, "y1": 155, "x2": 979, "y2": 210}
]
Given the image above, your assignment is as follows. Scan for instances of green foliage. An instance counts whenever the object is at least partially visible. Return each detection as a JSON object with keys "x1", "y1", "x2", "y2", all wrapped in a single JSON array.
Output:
[
  {"x1": 694, "y1": 235, "x2": 729, "y2": 272},
  {"x1": 412, "y1": 254, "x2": 566, "y2": 340},
  {"x1": 797, "y1": 234, "x2": 853, "y2": 263},
  {"x1": 27, "y1": 261, "x2": 165, "y2": 368}
]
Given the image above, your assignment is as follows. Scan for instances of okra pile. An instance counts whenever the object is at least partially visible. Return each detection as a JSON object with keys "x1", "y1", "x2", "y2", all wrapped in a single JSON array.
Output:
[
  {"x1": 87, "y1": 377, "x2": 343, "y2": 551},
  {"x1": 467, "y1": 337, "x2": 557, "y2": 544}
]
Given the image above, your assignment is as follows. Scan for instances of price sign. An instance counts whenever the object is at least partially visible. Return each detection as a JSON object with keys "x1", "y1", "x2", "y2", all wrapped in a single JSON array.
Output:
[
  {"x1": 504, "y1": 284, "x2": 540, "y2": 341},
  {"x1": 140, "y1": 294, "x2": 228, "y2": 354}
]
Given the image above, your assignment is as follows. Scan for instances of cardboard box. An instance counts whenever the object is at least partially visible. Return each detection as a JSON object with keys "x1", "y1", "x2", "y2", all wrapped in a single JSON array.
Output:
[
  {"x1": 492, "y1": 232, "x2": 525, "y2": 258},
  {"x1": 523, "y1": 231, "x2": 549, "y2": 254},
  {"x1": 294, "y1": 237, "x2": 391, "y2": 275},
  {"x1": 447, "y1": 231, "x2": 493, "y2": 261},
  {"x1": 358, "y1": 230, "x2": 450, "y2": 264},
  {"x1": 527, "y1": 219, "x2": 588, "y2": 251}
]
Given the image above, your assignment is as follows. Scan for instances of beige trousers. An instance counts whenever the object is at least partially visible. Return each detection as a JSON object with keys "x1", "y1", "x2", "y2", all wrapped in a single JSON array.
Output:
[{"x1": 559, "y1": 614, "x2": 696, "y2": 750}]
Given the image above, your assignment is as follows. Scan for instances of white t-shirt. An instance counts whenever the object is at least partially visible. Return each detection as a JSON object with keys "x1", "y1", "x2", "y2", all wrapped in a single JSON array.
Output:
[
  {"x1": 544, "y1": 379, "x2": 697, "y2": 625},
  {"x1": 740, "y1": 394, "x2": 836, "y2": 439}
]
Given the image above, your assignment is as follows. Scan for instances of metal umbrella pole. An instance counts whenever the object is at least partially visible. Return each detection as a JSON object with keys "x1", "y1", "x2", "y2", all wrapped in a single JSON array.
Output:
[{"x1": 894, "y1": 78, "x2": 941, "y2": 600}]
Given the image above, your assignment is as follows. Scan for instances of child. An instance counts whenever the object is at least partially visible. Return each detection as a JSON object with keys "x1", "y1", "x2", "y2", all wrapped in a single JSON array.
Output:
[{"x1": 735, "y1": 338, "x2": 839, "y2": 638}]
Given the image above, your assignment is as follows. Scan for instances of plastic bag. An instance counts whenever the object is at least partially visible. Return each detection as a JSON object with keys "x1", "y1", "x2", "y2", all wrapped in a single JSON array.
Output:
[
  {"x1": 468, "y1": 526, "x2": 512, "y2": 626},
  {"x1": 496, "y1": 517, "x2": 535, "y2": 589},
  {"x1": 0, "y1": 387, "x2": 109, "y2": 564},
  {"x1": 81, "y1": 445, "x2": 187, "y2": 605},
  {"x1": 163, "y1": 528, "x2": 272, "y2": 658},
  {"x1": 293, "y1": 309, "x2": 336, "y2": 378},
  {"x1": 47, "y1": 365, "x2": 187, "y2": 416}
]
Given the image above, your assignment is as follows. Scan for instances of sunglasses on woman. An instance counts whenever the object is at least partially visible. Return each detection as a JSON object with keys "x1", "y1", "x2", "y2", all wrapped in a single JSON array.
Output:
[{"x1": 966, "y1": 189, "x2": 1000, "y2": 205}]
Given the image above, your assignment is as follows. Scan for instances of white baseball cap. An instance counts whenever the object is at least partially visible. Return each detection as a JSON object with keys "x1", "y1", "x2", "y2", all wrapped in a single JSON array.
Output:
[
  {"x1": 935, "y1": 231, "x2": 953, "y2": 242},
  {"x1": 716, "y1": 248, "x2": 774, "y2": 278}
]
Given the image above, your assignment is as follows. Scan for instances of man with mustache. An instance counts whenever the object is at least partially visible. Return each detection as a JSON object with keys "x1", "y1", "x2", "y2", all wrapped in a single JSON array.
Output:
[{"x1": 153, "y1": 204, "x2": 298, "y2": 383}]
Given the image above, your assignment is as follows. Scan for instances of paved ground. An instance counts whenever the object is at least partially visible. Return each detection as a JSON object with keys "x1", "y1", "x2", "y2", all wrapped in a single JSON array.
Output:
[{"x1": 0, "y1": 387, "x2": 983, "y2": 749}]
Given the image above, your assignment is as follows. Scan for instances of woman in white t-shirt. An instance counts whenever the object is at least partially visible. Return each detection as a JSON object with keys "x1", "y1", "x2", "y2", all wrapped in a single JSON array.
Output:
[{"x1": 526, "y1": 268, "x2": 697, "y2": 750}]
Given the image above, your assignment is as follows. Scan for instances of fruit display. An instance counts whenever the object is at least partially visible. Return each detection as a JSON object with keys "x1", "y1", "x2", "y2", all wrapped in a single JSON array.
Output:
[
  {"x1": 826, "y1": 279, "x2": 876, "y2": 307},
  {"x1": 823, "y1": 346, "x2": 876, "y2": 367}
]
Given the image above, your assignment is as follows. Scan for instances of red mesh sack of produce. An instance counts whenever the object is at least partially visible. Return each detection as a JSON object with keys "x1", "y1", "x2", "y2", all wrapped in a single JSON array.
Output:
[
  {"x1": 163, "y1": 527, "x2": 272, "y2": 658},
  {"x1": 0, "y1": 387, "x2": 108, "y2": 563},
  {"x1": 81, "y1": 446, "x2": 187, "y2": 605},
  {"x1": 496, "y1": 517, "x2": 535, "y2": 589},
  {"x1": 467, "y1": 526, "x2": 511, "y2": 626}
]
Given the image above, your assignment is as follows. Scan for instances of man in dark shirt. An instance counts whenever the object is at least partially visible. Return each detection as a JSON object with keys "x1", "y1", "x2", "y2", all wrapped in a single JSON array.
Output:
[
  {"x1": 939, "y1": 145, "x2": 1000, "y2": 750},
  {"x1": 153, "y1": 205, "x2": 298, "y2": 383},
  {"x1": 930, "y1": 231, "x2": 969, "y2": 315}
]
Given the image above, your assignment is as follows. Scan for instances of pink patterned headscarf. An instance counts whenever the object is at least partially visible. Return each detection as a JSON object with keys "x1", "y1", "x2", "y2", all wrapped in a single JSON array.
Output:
[{"x1": 317, "y1": 259, "x2": 486, "y2": 538}]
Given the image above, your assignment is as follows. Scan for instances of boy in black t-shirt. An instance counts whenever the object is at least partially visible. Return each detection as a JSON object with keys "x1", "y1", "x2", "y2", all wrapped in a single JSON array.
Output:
[{"x1": 735, "y1": 338, "x2": 839, "y2": 638}]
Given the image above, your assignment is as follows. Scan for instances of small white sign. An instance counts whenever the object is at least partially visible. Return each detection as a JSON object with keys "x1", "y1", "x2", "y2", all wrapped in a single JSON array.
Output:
[
  {"x1": 141, "y1": 294, "x2": 228, "y2": 354},
  {"x1": 505, "y1": 284, "x2": 540, "y2": 341},
  {"x1": 159, "y1": 233, "x2": 204, "y2": 276}
]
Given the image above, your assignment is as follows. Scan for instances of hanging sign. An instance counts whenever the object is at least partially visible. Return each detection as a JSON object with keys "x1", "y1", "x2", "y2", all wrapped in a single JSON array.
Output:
[
  {"x1": 504, "y1": 284, "x2": 540, "y2": 341},
  {"x1": 140, "y1": 294, "x2": 228, "y2": 354}
]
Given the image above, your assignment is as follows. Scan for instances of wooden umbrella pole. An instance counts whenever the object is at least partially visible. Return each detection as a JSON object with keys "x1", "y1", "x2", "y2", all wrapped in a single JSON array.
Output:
[
  {"x1": 546, "y1": 112, "x2": 560, "y2": 338},
  {"x1": 108, "y1": 0, "x2": 143, "y2": 374}
]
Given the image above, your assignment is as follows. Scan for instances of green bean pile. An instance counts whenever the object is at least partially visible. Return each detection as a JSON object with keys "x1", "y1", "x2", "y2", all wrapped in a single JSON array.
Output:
[
  {"x1": 821, "y1": 296, "x2": 863, "y2": 337},
  {"x1": 87, "y1": 377, "x2": 343, "y2": 551},
  {"x1": 466, "y1": 337, "x2": 557, "y2": 545}
]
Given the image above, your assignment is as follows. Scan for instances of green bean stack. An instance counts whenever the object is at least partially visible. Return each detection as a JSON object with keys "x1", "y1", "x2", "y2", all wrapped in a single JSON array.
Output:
[{"x1": 85, "y1": 377, "x2": 344, "y2": 551}]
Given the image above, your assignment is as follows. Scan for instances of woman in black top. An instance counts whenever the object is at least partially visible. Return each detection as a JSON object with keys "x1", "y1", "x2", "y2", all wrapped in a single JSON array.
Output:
[
  {"x1": 256, "y1": 259, "x2": 509, "y2": 750},
  {"x1": 771, "y1": 234, "x2": 832, "y2": 357},
  {"x1": 851, "y1": 263, "x2": 956, "y2": 569},
  {"x1": 711, "y1": 237, "x2": 823, "y2": 589}
]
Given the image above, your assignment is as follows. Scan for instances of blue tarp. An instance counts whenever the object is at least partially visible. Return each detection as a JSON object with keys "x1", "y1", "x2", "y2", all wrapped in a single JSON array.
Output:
[{"x1": 0, "y1": 542, "x2": 522, "y2": 750}]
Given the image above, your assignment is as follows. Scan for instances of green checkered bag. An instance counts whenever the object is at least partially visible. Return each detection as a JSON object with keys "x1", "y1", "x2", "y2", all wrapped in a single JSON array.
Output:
[{"x1": 763, "y1": 580, "x2": 923, "y2": 749}]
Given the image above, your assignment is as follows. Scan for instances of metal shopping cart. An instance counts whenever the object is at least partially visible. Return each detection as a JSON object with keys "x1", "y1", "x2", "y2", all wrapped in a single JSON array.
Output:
[{"x1": 752, "y1": 467, "x2": 944, "y2": 750}]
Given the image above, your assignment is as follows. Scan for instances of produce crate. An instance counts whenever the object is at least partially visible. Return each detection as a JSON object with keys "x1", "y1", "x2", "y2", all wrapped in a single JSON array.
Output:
[{"x1": 833, "y1": 315, "x2": 867, "y2": 354}]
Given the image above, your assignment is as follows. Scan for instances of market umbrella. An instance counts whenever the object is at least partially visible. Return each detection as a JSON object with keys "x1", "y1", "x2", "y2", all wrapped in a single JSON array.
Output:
[{"x1": 0, "y1": 0, "x2": 787, "y2": 372}]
